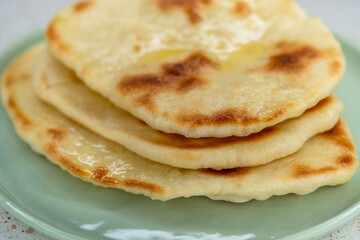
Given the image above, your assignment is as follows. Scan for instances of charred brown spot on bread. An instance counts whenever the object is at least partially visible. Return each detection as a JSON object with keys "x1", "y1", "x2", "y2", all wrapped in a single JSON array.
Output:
[
  {"x1": 121, "y1": 75, "x2": 162, "y2": 92},
  {"x1": 19, "y1": 74, "x2": 30, "y2": 81},
  {"x1": 163, "y1": 52, "x2": 217, "y2": 76},
  {"x1": 330, "y1": 60, "x2": 342, "y2": 76},
  {"x1": 123, "y1": 179, "x2": 164, "y2": 194},
  {"x1": 143, "y1": 127, "x2": 276, "y2": 149},
  {"x1": 7, "y1": 96, "x2": 32, "y2": 128},
  {"x1": 293, "y1": 165, "x2": 336, "y2": 178},
  {"x1": 199, "y1": 167, "x2": 252, "y2": 177},
  {"x1": 47, "y1": 128, "x2": 66, "y2": 142},
  {"x1": 178, "y1": 105, "x2": 288, "y2": 127},
  {"x1": 4, "y1": 75, "x2": 15, "y2": 89},
  {"x1": 267, "y1": 42, "x2": 320, "y2": 73},
  {"x1": 7, "y1": 75, "x2": 30, "y2": 88},
  {"x1": 46, "y1": 22, "x2": 69, "y2": 52},
  {"x1": 118, "y1": 52, "x2": 217, "y2": 110},
  {"x1": 321, "y1": 120, "x2": 354, "y2": 152},
  {"x1": 176, "y1": 77, "x2": 203, "y2": 92},
  {"x1": 92, "y1": 166, "x2": 121, "y2": 185},
  {"x1": 133, "y1": 45, "x2": 141, "y2": 52},
  {"x1": 74, "y1": 1, "x2": 93, "y2": 12},
  {"x1": 4, "y1": 65, "x2": 30, "y2": 89},
  {"x1": 45, "y1": 144, "x2": 90, "y2": 177},
  {"x1": 337, "y1": 155, "x2": 354, "y2": 168},
  {"x1": 121, "y1": 73, "x2": 205, "y2": 104},
  {"x1": 158, "y1": 0, "x2": 211, "y2": 23},
  {"x1": 46, "y1": 23, "x2": 57, "y2": 42},
  {"x1": 216, "y1": 109, "x2": 253, "y2": 124},
  {"x1": 234, "y1": 1, "x2": 251, "y2": 17},
  {"x1": 181, "y1": 108, "x2": 257, "y2": 126},
  {"x1": 40, "y1": 75, "x2": 47, "y2": 86},
  {"x1": 136, "y1": 94, "x2": 154, "y2": 109},
  {"x1": 186, "y1": 8, "x2": 202, "y2": 23}
]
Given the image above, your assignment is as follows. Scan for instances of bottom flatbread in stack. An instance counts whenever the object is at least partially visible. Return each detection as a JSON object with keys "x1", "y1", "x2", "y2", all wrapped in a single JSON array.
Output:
[{"x1": 1, "y1": 45, "x2": 358, "y2": 202}]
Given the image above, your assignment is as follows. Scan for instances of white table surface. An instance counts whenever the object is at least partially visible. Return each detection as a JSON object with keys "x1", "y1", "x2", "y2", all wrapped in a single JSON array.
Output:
[{"x1": 1, "y1": 0, "x2": 360, "y2": 239}]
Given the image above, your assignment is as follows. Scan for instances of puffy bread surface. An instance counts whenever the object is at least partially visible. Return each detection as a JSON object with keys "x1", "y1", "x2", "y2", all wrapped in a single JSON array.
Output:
[
  {"x1": 47, "y1": 0, "x2": 345, "y2": 137},
  {"x1": 33, "y1": 49, "x2": 343, "y2": 169},
  {"x1": 2, "y1": 46, "x2": 357, "y2": 202}
]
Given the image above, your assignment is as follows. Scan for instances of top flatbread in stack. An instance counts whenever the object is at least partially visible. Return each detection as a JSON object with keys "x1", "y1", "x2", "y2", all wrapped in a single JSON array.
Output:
[
  {"x1": 46, "y1": 0, "x2": 345, "y2": 138},
  {"x1": 1, "y1": 0, "x2": 357, "y2": 202}
]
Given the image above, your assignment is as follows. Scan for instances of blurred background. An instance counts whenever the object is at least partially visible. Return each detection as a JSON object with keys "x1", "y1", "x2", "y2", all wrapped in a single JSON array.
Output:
[
  {"x1": 0, "y1": 0, "x2": 359, "y2": 239},
  {"x1": 1, "y1": 0, "x2": 360, "y2": 53}
]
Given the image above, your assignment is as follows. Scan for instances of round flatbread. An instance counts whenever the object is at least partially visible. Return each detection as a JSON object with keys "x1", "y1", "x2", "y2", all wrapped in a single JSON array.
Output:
[
  {"x1": 33, "y1": 49, "x2": 343, "y2": 169},
  {"x1": 2, "y1": 46, "x2": 357, "y2": 202},
  {"x1": 46, "y1": 0, "x2": 345, "y2": 137}
]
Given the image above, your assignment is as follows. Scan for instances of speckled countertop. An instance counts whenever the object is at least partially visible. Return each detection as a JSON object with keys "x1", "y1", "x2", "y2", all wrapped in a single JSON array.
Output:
[{"x1": 1, "y1": 1, "x2": 360, "y2": 239}]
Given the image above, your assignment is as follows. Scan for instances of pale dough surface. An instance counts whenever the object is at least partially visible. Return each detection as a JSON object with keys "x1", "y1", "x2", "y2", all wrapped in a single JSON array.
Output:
[{"x1": 46, "y1": 0, "x2": 345, "y2": 137}]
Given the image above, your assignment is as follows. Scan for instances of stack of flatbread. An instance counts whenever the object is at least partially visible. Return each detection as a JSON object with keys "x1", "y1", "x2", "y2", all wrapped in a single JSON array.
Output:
[{"x1": 1, "y1": 0, "x2": 358, "y2": 202}]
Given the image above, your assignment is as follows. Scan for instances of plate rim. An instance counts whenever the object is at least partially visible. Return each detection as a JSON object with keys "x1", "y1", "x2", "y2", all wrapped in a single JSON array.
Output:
[{"x1": 0, "y1": 30, "x2": 359, "y2": 240}]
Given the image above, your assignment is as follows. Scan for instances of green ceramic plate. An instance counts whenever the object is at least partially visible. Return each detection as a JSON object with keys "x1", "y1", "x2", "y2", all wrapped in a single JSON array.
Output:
[{"x1": 1, "y1": 31, "x2": 360, "y2": 240}]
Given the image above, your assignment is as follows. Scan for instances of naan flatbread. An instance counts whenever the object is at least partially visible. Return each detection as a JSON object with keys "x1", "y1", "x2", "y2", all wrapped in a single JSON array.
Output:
[
  {"x1": 33, "y1": 49, "x2": 343, "y2": 169},
  {"x1": 46, "y1": 0, "x2": 345, "y2": 137},
  {"x1": 2, "y1": 46, "x2": 357, "y2": 202}
]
